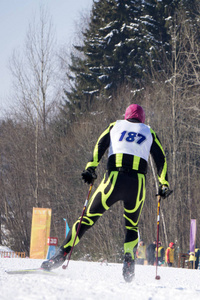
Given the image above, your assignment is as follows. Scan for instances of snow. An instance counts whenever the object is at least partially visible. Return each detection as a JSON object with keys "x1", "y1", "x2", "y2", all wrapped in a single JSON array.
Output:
[
  {"x1": 98, "y1": 75, "x2": 109, "y2": 80},
  {"x1": 100, "y1": 21, "x2": 117, "y2": 31},
  {"x1": 104, "y1": 29, "x2": 119, "y2": 44},
  {"x1": 1, "y1": 255, "x2": 200, "y2": 300}
]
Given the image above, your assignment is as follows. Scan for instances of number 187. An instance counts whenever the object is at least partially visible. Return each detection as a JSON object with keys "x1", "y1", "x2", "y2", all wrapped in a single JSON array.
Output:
[{"x1": 119, "y1": 131, "x2": 146, "y2": 144}]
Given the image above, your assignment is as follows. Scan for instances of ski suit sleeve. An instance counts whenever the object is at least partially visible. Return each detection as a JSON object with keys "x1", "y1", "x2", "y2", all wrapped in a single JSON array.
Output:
[
  {"x1": 150, "y1": 128, "x2": 169, "y2": 186},
  {"x1": 85, "y1": 122, "x2": 116, "y2": 170}
]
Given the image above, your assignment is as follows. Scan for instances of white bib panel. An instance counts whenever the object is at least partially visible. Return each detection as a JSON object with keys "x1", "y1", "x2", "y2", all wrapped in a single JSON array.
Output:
[{"x1": 108, "y1": 120, "x2": 153, "y2": 162}]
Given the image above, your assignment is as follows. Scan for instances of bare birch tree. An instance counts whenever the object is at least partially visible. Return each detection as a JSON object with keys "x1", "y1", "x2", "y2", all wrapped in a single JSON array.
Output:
[{"x1": 9, "y1": 7, "x2": 59, "y2": 207}]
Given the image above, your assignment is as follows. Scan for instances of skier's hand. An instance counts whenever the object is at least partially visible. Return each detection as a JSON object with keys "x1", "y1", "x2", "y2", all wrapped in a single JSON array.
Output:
[
  {"x1": 81, "y1": 167, "x2": 97, "y2": 184},
  {"x1": 158, "y1": 185, "x2": 173, "y2": 199}
]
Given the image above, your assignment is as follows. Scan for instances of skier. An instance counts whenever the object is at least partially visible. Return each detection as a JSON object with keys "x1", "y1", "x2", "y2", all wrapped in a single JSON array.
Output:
[
  {"x1": 165, "y1": 242, "x2": 175, "y2": 267},
  {"x1": 41, "y1": 104, "x2": 171, "y2": 282}
]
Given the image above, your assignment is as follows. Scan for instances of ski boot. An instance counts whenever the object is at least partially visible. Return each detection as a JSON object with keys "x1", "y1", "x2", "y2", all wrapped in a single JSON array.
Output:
[
  {"x1": 41, "y1": 247, "x2": 68, "y2": 271},
  {"x1": 122, "y1": 252, "x2": 135, "y2": 282}
]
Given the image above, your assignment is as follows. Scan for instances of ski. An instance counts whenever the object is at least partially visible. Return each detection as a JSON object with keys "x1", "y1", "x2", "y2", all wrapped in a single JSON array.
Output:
[{"x1": 6, "y1": 268, "x2": 57, "y2": 276}]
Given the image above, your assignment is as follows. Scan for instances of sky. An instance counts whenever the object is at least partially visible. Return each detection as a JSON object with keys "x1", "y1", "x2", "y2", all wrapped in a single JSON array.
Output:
[
  {"x1": 1, "y1": 246, "x2": 200, "y2": 300},
  {"x1": 0, "y1": 0, "x2": 93, "y2": 115}
]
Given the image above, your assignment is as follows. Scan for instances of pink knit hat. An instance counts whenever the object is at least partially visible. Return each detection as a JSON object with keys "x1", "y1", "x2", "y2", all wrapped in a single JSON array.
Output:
[{"x1": 124, "y1": 104, "x2": 145, "y2": 123}]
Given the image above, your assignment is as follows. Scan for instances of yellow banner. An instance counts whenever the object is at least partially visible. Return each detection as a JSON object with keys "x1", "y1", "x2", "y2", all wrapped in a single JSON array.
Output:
[{"x1": 30, "y1": 208, "x2": 52, "y2": 259}]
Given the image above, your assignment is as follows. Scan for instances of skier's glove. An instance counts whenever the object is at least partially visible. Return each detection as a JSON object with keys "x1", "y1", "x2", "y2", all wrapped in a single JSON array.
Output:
[
  {"x1": 81, "y1": 167, "x2": 97, "y2": 184},
  {"x1": 158, "y1": 185, "x2": 173, "y2": 199}
]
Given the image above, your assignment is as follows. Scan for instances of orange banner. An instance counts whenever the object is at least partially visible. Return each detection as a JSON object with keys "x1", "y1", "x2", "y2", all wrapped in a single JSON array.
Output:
[{"x1": 30, "y1": 208, "x2": 52, "y2": 259}]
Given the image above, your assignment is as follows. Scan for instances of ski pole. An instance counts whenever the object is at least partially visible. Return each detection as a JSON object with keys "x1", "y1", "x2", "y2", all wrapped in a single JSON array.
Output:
[
  {"x1": 155, "y1": 194, "x2": 161, "y2": 280},
  {"x1": 62, "y1": 183, "x2": 93, "y2": 269}
]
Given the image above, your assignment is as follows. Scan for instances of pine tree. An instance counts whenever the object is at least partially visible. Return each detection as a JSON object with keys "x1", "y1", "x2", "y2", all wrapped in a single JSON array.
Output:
[
  {"x1": 63, "y1": 0, "x2": 199, "y2": 113},
  {"x1": 65, "y1": 0, "x2": 148, "y2": 112},
  {"x1": 141, "y1": 0, "x2": 197, "y2": 73}
]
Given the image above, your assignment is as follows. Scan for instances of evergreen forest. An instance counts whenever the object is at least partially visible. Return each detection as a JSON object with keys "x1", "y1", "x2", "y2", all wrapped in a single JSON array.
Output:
[{"x1": 0, "y1": 0, "x2": 200, "y2": 265}]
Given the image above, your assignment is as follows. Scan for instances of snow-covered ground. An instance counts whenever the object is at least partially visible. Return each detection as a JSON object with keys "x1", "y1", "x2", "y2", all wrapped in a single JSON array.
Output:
[{"x1": 1, "y1": 255, "x2": 200, "y2": 300}]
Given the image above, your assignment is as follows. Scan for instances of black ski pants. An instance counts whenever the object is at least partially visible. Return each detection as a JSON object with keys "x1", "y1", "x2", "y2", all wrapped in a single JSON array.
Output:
[{"x1": 62, "y1": 170, "x2": 146, "y2": 259}]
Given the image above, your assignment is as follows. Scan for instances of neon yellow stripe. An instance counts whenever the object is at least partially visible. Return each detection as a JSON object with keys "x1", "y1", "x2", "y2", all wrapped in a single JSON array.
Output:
[
  {"x1": 124, "y1": 174, "x2": 145, "y2": 215},
  {"x1": 63, "y1": 220, "x2": 80, "y2": 249},
  {"x1": 150, "y1": 129, "x2": 169, "y2": 186},
  {"x1": 132, "y1": 156, "x2": 140, "y2": 170},
  {"x1": 86, "y1": 122, "x2": 116, "y2": 169},
  {"x1": 86, "y1": 171, "x2": 118, "y2": 213},
  {"x1": 116, "y1": 153, "x2": 123, "y2": 167},
  {"x1": 124, "y1": 238, "x2": 139, "y2": 259},
  {"x1": 123, "y1": 174, "x2": 145, "y2": 259},
  {"x1": 158, "y1": 154, "x2": 168, "y2": 185},
  {"x1": 125, "y1": 227, "x2": 138, "y2": 231},
  {"x1": 123, "y1": 214, "x2": 138, "y2": 226},
  {"x1": 63, "y1": 216, "x2": 94, "y2": 250}
]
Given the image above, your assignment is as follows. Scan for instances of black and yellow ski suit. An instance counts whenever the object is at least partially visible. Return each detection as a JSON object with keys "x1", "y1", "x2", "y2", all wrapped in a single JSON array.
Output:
[{"x1": 61, "y1": 119, "x2": 169, "y2": 259}]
